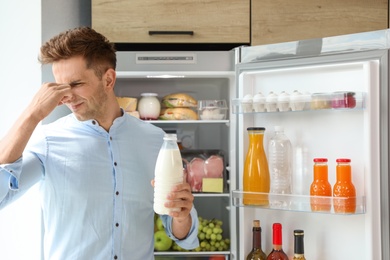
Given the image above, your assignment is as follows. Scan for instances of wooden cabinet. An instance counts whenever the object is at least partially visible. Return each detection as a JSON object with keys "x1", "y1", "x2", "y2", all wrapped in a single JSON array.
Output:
[
  {"x1": 251, "y1": 0, "x2": 388, "y2": 45},
  {"x1": 92, "y1": 0, "x2": 250, "y2": 44}
]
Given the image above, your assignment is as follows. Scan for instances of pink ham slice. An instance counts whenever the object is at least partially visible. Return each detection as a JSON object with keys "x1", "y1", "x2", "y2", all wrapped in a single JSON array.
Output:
[
  {"x1": 186, "y1": 157, "x2": 205, "y2": 192},
  {"x1": 204, "y1": 155, "x2": 224, "y2": 178}
]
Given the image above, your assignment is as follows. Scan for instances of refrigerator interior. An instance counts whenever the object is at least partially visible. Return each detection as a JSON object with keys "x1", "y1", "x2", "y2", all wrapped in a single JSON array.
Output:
[
  {"x1": 234, "y1": 56, "x2": 382, "y2": 259},
  {"x1": 114, "y1": 51, "x2": 236, "y2": 259}
]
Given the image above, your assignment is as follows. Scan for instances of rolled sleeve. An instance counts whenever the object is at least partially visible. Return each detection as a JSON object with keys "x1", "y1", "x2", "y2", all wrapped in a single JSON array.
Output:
[
  {"x1": 161, "y1": 207, "x2": 199, "y2": 250},
  {"x1": 0, "y1": 157, "x2": 23, "y2": 201}
]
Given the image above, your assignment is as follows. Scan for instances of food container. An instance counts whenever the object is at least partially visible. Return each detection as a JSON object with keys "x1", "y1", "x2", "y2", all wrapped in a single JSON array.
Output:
[
  {"x1": 138, "y1": 93, "x2": 161, "y2": 120},
  {"x1": 290, "y1": 90, "x2": 305, "y2": 111},
  {"x1": 331, "y1": 91, "x2": 356, "y2": 109},
  {"x1": 241, "y1": 94, "x2": 253, "y2": 113},
  {"x1": 253, "y1": 92, "x2": 266, "y2": 112},
  {"x1": 265, "y1": 91, "x2": 278, "y2": 112},
  {"x1": 311, "y1": 93, "x2": 331, "y2": 110},
  {"x1": 277, "y1": 91, "x2": 290, "y2": 112},
  {"x1": 182, "y1": 150, "x2": 226, "y2": 193},
  {"x1": 197, "y1": 100, "x2": 228, "y2": 120}
]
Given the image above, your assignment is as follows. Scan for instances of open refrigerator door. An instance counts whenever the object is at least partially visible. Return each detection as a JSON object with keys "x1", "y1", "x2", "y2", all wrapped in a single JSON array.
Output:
[{"x1": 231, "y1": 29, "x2": 390, "y2": 260}]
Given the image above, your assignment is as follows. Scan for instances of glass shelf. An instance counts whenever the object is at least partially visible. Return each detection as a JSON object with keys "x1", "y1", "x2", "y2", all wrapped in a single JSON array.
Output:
[
  {"x1": 232, "y1": 190, "x2": 366, "y2": 215},
  {"x1": 131, "y1": 119, "x2": 229, "y2": 124},
  {"x1": 154, "y1": 251, "x2": 230, "y2": 256}
]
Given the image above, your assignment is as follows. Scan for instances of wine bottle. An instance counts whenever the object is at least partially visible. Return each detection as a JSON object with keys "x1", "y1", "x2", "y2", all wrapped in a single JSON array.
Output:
[
  {"x1": 267, "y1": 223, "x2": 288, "y2": 260},
  {"x1": 246, "y1": 220, "x2": 267, "y2": 260},
  {"x1": 293, "y1": 230, "x2": 306, "y2": 260}
]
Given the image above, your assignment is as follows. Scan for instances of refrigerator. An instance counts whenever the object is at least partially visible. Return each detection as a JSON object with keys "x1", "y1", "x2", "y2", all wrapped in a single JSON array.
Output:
[{"x1": 114, "y1": 29, "x2": 390, "y2": 260}]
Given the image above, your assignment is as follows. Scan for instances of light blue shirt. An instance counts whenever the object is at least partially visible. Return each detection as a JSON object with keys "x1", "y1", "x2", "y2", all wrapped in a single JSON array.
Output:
[{"x1": 0, "y1": 111, "x2": 199, "y2": 259}]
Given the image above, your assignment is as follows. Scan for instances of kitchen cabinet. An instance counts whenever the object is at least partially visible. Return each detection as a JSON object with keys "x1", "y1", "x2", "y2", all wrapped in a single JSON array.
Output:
[
  {"x1": 91, "y1": 0, "x2": 250, "y2": 45},
  {"x1": 251, "y1": 0, "x2": 388, "y2": 45},
  {"x1": 114, "y1": 51, "x2": 235, "y2": 259}
]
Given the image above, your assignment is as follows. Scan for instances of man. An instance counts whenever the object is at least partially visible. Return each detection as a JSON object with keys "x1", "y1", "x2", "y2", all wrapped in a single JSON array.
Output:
[{"x1": 0, "y1": 27, "x2": 199, "y2": 259}]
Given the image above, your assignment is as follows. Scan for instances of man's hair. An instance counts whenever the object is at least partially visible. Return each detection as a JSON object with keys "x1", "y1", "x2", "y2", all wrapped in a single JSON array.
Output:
[{"x1": 39, "y1": 27, "x2": 117, "y2": 79}]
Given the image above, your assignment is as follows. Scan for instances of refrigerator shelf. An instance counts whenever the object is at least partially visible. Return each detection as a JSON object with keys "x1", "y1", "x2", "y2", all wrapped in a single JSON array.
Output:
[
  {"x1": 154, "y1": 251, "x2": 230, "y2": 256},
  {"x1": 140, "y1": 119, "x2": 229, "y2": 124},
  {"x1": 232, "y1": 190, "x2": 366, "y2": 215},
  {"x1": 231, "y1": 91, "x2": 366, "y2": 114}
]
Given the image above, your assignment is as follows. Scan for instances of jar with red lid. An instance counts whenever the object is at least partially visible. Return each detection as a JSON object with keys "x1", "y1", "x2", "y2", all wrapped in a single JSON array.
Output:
[
  {"x1": 333, "y1": 158, "x2": 356, "y2": 213},
  {"x1": 310, "y1": 158, "x2": 332, "y2": 212},
  {"x1": 331, "y1": 91, "x2": 356, "y2": 109}
]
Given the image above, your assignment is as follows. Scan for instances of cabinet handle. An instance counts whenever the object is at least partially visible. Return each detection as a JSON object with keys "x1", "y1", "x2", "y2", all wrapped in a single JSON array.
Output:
[{"x1": 149, "y1": 31, "x2": 194, "y2": 36}]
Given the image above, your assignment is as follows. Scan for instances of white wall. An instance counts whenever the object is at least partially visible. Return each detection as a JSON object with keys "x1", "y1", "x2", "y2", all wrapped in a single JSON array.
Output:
[{"x1": 0, "y1": 1, "x2": 42, "y2": 259}]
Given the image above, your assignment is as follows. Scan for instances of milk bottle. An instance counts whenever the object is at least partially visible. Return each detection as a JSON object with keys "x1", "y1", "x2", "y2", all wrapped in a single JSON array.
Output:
[{"x1": 154, "y1": 134, "x2": 184, "y2": 215}]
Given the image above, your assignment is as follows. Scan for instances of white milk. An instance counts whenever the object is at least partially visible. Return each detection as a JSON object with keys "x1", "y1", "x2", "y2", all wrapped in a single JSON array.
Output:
[{"x1": 154, "y1": 134, "x2": 183, "y2": 215}]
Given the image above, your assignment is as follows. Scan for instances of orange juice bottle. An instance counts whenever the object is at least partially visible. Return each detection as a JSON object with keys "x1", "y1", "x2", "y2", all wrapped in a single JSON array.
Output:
[
  {"x1": 333, "y1": 158, "x2": 356, "y2": 213},
  {"x1": 310, "y1": 158, "x2": 332, "y2": 212},
  {"x1": 243, "y1": 127, "x2": 270, "y2": 205}
]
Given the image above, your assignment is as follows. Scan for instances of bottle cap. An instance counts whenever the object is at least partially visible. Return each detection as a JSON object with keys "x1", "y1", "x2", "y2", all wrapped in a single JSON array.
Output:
[
  {"x1": 253, "y1": 220, "x2": 260, "y2": 228},
  {"x1": 313, "y1": 158, "x2": 328, "y2": 162},
  {"x1": 140, "y1": 92, "x2": 158, "y2": 97},
  {"x1": 272, "y1": 223, "x2": 283, "y2": 245},
  {"x1": 163, "y1": 133, "x2": 177, "y2": 141},
  {"x1": 294, "y1": 229, "x2": 304, "y2": 235},
  {"x1": 336, "y1": 158, "x2": 351, "y2": 163},
  {"x1": 247, "y1": 127, "x2": 266, "y2": 131},
  {"x1": 274, "y1": 126, "x2": 284, "y2": 132}
]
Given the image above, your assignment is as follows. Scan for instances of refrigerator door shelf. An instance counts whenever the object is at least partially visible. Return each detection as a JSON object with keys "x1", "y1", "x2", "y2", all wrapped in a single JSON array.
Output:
[
  {"x1": 231, "y1": 91, "x2": 365, "y2": 114},
  {"x1": 231, "y1": 190, "x2": 366, "y2": 214}
]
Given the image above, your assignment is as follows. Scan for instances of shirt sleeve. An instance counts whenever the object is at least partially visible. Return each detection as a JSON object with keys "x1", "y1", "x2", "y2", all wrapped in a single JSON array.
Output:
[
  {"x1": 160, "y1": 206, "x2": 200, "y2": 250},
  {"x1": 0, "y1": 127, "x2": 45, "y2": 208}
]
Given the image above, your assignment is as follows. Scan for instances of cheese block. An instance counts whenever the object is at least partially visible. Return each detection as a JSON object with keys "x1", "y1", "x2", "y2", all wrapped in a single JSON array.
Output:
[{"x1": 117, "y1": 97, "x2": 137, "y2": 112}]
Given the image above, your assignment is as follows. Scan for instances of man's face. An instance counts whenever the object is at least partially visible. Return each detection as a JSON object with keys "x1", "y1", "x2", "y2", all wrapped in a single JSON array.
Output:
[{"x1": 52, "y1": 56, "x2": 108, "y2": 121}]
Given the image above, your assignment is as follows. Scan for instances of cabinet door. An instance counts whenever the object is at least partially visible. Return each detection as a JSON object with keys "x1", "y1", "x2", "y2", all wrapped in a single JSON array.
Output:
[
  {"x1": 92, "y1": 0, "x2": 250, "y2": 44},
  {"x1": 251, "y1": 0, "x2": 388, "y2": 45}
]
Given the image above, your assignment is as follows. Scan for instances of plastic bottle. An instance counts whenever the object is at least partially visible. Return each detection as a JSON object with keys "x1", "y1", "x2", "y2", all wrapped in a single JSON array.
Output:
[
  {"x1": 154, "y1": 134, "x2": 183, "y2": 215},
  {"x1": 268, "y1": 126, "x2": 292, "y2": 208},
  {"x1": 310, "y1": 158, "x2": 332, "y2": 212},
  {"x1": 333, "y1": 158, "x2": 356, "y2": 213},
  {"x1": 243, "y1": 127, "x2": 270, "y2": 206}
]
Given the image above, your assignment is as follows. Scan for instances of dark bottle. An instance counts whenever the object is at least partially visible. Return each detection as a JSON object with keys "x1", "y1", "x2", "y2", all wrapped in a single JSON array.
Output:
[
  {"x1": 293, "y1": 230, "x2": 306, "y2": 260},
  {"x1": 267, "y1": 223, "x2": 289, "y2": 260},
  {"x1": 246, "y1": 220, "x2": 267, "y2": 260}
]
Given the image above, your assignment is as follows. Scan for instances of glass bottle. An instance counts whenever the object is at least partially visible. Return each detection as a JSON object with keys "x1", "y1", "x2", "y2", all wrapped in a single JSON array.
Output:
[
  {"x1": 153, "y1": 134, "x2": 183, "y2": 215},
  {"x1": 243, "y1": 127, "x2": 270, "y2": 206},
  {"x1": 138, "y1": 92, "x2": 161, "y2": 120},
  {"x1": 293, "y1": 230, "x2": 306, "y2": 260},
  {"x1": 310, "y1": 158, "x2": 332, "y2": 212},
  {"x1": 246, "y1": 220, "x2": 267, "y2": 260},
  {"x1": 267, "y1": 223, "x2": 289, "y2": 260},
  {"x1": 333, "y1": 158, "x2": 356, "y2": 213}
]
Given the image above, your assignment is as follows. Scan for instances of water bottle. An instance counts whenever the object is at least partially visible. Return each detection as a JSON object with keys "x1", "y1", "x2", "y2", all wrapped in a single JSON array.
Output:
[
  {"x1": 268, "y1": 126, "x2": 292, "y2": 208},
  {"x1": 154, "y1": 134, "x2": 183, "y2": 215}
]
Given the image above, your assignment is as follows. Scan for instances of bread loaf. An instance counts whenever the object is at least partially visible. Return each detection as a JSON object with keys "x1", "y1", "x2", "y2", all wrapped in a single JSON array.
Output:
[
  {"x1": 159, "y1": 108, "x2": 198, "y2": 120},
  {"x1": 161, "y1": 93, "x2": 197, "y2": 108}
]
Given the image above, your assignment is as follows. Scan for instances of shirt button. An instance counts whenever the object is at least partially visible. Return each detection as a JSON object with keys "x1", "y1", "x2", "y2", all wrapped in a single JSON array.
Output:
[
  {"x1": 110, "y1": 136, "x2": 113, "y2": 141},
  {"x1": 116, "y1": 191, "x2": 119, "y2": 196},
  {"x1": 114, "y1": 162, "x2": 117, "y2": 166},
  {"x1": 116, "y1": 223, "x2": 119, "y2": 227},
  {"x1": 92, "y1": 120, "x2": 96, "y2": 125},
  {"x1": 114, "y1": 255, "x2": 118, "y2": 259}
]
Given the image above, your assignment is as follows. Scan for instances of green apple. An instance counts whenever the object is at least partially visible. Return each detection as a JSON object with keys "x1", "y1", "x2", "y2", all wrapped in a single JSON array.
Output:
[
  {"x1": 154, "y1": 230, "x2": 173, "y2": 251},
  {"x1": 155, "y1": 217, "x2": 164, "y2": 231}
]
